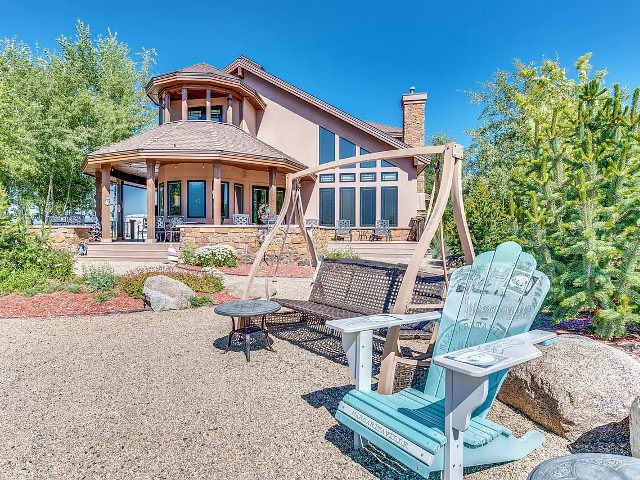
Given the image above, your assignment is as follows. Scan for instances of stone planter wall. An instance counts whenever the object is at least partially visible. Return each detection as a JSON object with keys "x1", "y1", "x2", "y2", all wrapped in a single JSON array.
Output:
[{"x1": 28, "y1": 226, "x2": 91, "y2": 254}]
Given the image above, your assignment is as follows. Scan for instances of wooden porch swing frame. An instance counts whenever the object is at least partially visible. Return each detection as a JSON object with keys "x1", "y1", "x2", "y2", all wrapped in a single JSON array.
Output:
[{"x1": 241, "y1": 142, "x2": 476, "y2": 394}]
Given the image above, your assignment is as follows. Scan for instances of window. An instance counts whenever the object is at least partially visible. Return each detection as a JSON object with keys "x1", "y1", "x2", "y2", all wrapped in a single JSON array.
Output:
[
  {"x1": 339, "y1": 173, "x2": 356, "y2": 182},
  {"x1": 319, "y1": 174, "x2": 335, "y2": 183},
  {"x1": 339, "y1": 137, "x2": 356, "y2": 169},
  {"x1": 187, "y1": 105, "x2": 223, "y2": 121},
  {"x1": 234, "y1": 184, "x2": 244, "y2": 214},
  {"x1": 360, "y1": 172, "x2": 376, "y2": 182},
  {"x1": 319, "y1": 188, "x2": 335, "y2": 226},
  {"x1": 382, "y1": 159, "x2": 396, "y2": 168},
  {"x1": 167, "y1": 181, "x2": 181, "y2": 216},
  {"x1": 381, "y1": 171, "x2": 398, "y2": 182},
  {"x1": 187, "y1": 180, "x2": 206, "y2": 218},
  {"x1": 220, "y1": 182, "x2": 229, "y2": 219},
  {"x1": 360, "y1": 187, "x2": 376, "y2": 227},
  {"x1": 158, "y1": 182, "x2": 165, "y2": 216},
  {"x1": 381, "y1": 186, "x2": 398, "y2": 226},
  {"x1": 319, "y1": 127, "x2": 335, "y2": 165},
  {"x1": 360, "y1": 147, "x2": 376, "y2": 168},
  {"x1": 251, "y1": 186, "x2": 286, "y2": 223},
  {"x1": 340, "y1": 187, "x2": 356, "y2": 225}
]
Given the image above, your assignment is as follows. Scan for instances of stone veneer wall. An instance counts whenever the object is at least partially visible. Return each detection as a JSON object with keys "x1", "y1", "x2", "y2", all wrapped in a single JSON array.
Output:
[
  {"x1": 179, "y1": 226, "x2": 412, "y2": 265},
  {"x1": 402, "y1": 93, "x2": 428, "y2": 213},
  {"x1": 28, "y1": 226, "x2": 90, "y2": 253}
]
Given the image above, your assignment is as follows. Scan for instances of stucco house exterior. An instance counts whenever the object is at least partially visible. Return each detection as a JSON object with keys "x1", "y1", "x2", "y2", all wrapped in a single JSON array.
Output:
[{"x1": 83, "y1": 56, "x2": 430, "y2": 243}]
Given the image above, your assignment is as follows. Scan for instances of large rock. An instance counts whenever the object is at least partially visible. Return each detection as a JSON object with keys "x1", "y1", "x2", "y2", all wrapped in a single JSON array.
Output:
[
  {"x1": 498, "y1": 334, "x2": 640, "y2": 441},
  {"x1": 632, "y1": 397, "x2": 640, "y2": 457},
  {"x1": 142, "y1": 275, "x2": 195, "y2": 311}
]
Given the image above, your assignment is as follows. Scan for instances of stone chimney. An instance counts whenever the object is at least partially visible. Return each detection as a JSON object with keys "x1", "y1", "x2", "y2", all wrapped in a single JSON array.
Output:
[{"x1": 402, "y1": 89, "x2": 428, "y2": 213}]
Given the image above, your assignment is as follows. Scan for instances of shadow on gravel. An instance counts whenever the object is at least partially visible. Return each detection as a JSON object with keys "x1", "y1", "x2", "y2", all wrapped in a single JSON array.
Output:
[{"x1": 569, "y1": 417, "x2": 631, "y2": 455}]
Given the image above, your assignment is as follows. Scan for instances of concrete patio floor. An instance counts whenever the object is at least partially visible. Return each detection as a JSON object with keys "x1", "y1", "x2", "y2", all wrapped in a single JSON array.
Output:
[{"x1": 0, "y1": 308, "x2": 571, "y2": 479}]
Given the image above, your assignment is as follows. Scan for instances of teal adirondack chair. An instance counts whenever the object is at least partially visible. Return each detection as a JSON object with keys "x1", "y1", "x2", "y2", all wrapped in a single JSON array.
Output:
[{"x1": 334, "y1": 241, "x2": 552, "y2": 477}]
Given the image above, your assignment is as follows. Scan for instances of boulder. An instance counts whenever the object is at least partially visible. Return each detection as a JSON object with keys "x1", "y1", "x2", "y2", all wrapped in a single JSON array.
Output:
[
  {"x1": 632, "y1": 397, "x2": 640, "y2": 457},
  {"x1": 497, "y1": 334, "x2": 640, "y2": 441},
  {"x1": 142, "y1": 275, "x2": 195, "y2": 311}
]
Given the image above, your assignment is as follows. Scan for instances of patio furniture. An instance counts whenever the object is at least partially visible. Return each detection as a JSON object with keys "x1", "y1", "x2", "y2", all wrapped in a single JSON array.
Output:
[
  {"x1": 46, "y1": 215, "x2": 67, "y2": 226},
  {"x1": 137, "y1": 217, "x2": 147, "y2": 240},
  {"x1": 155, "y1": 217, "x2": 167, "y2": 242},
  {"x1": 329, "y1": 241, "x2": 554, "y2": 480},
  {"x1": 370, "y1": 219, "x2": 391, "y2": 241},
  {"x1": 305, "y1": 218, "x2": 318, "y2": 227},
  {"x1": 214, "y1": 299, "x2": 281, "y2": 361},
  {"x1": 168, "y1": 215, "x2": 185, "y2": 242},
  {"x1": 527, "y1": 453, "x2": 640, "y2": 480},
  {"x1": 334, "y1": 219, "x2": 352, "y2": 241},
  {"x1": 232, "y1": 213, "x2": 251, "y2": 225},
  {"x1": 272, "y1": 258, "x2": 445, "y2": 325},
  {"x1": 66, "y1": 214, "x2": 84, "y2": 225},
  {"x1": 88, "y1": 217, "x2": 101, "y2": 241}
]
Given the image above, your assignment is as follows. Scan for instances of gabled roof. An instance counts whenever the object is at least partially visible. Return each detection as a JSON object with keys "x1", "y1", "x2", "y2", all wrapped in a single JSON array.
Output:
[
  {"x1": 172, "y1": 62, "x2": 238, "y2": 79},
  {"x1": 84, "y1": 121, "x2": 306, "y2": 174},
  {"x1": 223, "y1": 56, "x2": 419, "y2": 154},
  {"x1": 364, "y1": 121, "x2": 403, "y2": 139}
]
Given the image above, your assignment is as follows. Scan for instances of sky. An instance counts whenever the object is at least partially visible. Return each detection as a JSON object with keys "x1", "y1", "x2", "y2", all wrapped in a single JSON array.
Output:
[{"x1": 1, "y1": 0, "x2": 640, "y2": 148}]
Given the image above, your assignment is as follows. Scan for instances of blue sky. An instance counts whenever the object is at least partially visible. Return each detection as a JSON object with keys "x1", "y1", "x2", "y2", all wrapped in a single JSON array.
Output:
[{"x1": 2, "y1": 0, "x2": 639, "y2": 147}]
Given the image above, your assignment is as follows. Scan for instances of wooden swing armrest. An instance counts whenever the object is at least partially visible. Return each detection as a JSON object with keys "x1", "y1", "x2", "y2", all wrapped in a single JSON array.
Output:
[{"x1": 394, "y1": 355, "x2": 432, "y2": 368}]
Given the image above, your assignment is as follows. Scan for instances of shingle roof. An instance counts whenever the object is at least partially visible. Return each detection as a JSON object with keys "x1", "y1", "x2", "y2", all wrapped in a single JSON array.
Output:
[
  {"x1": 364, "y1": 121, "x2": 403, "y2": 139},
  {"x1": 172, "y1": 62, "x2": 238, "y2": 79},
  {"x1": 87, "y1": 121, "x2": 306, "y2": 171}
]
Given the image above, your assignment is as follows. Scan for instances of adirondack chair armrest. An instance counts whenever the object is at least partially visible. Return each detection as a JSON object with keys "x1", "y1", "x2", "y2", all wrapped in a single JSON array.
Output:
[{"x1": 327, "y1": 312, "x2": 442, "y2": 391}]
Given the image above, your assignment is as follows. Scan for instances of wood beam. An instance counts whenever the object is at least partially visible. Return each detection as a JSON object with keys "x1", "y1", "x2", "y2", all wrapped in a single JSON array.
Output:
[
  {"x1": 163, "y1": 91, "x2": 171, "y2": 123},
  {"x1": 213, "y1": 162, "x2": 222, "y2": 225},
  {"x1": 146, "y1": 160, "x2": 156, "y2": 243},
  {"x1": 100, "y1": 164, "x2": 111, "y2": 241},
  {"x1": 95, "y1": 173, "x2": 102, "y2": 219},
  {"x1": 268, "y1": 167, "x2": 277, "y2": 215},
  {"x1": 206, "y1": 88, "x2": 211, "y2": 121},
  {"x1": 181, "y1": 87, "x2": 188, "y2": 120}
]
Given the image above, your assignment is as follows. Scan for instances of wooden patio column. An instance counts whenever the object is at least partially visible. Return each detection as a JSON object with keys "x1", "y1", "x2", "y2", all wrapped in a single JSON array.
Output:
[
  {"x1": 213, "y1": 162, "x2": 222, "y2": 225},
  {"x1": 181, "y1": 87, "x2": 188, "y2": 120},
  {"x1": 226, "y1": 93, "x2": 233, "y2": 124},
  {"x1": 100, "y1": 164, "x2": 111, "y2": 242},
  {"x1": 95, "y1": 172, "x2": 102, "y2": 219},
  {"x1": 163, "y1": 91, "x2": 171, "y2": 122},
  {"x1": 268, "y1": 167, "x2": 277, "y2": 215},
  {"x1": 206, "y1": 88, "x2": 211, "y2": 120},
  {"x1": 146, "y1": 160, "x2": 156, "y2": 243}
]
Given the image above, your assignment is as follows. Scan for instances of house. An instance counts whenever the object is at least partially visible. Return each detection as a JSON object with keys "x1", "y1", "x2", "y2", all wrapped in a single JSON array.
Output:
[{"x1": 82, "y1": 56, "x2": 430, "y2": 243}]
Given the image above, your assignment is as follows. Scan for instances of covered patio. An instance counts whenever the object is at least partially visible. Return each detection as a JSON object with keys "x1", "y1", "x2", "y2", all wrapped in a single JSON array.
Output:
[{"x1": 82, "y1": 120, "x2": 309, "y2": 242}]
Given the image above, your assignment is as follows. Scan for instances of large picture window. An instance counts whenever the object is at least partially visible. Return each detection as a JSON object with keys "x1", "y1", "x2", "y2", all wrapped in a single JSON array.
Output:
[
  {"x1": 319, "y1": 188, "x2": 335, "y2": 226},
  {"x1": 339, "y1": 138, "x2": 356, "y2": 169},
  {"x1": 221, "y1": 182, "x2": 229, "y2": 219},
  {"x1": 187, "y1": 180, "x2": 206, "y2": 218},
  {"x1": 339, "y1": 187, "x2": 356, "y2": 226},
  {"x1": 360, "y1": 147, "x2": 376, "y2": 168},
  {"x1": 167, "y1": 181, "x2": 181, "y2": 216},
  {"x1": 319, "y1": 127, "x2": 335, "y2": 165},
  {"x1": 158, "y1": 182, "x2": 165, "y2": 217},
  {"x1": 381, "y1": 186, "x2": 398, "y2": 226},
  {"x1": 360, "y1": 187, "x2": 376, "y2": 227}
]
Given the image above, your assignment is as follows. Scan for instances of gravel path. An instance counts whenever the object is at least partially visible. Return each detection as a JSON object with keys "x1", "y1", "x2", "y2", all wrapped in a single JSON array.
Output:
[{"x1": 0, "y1": 309, "x2": 571, "y2": 479}]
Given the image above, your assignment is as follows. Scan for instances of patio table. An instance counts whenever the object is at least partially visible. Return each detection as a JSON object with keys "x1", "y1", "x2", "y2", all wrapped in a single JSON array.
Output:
[{"x1": 214, "y1": 299, "x2": 281, "y2": 361}]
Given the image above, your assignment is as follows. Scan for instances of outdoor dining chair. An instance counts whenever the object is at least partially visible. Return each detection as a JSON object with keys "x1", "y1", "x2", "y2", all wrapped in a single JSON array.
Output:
[
  {"x1": 371, "y1": 219, "x2": 392, "y2": 241},
  {"x1": 66, "y1": 214, "x2": 84, "y2": 225},
  {"x1": 168, "y1": 215, "x2": 185, "y2": 242},
  {"x1": 137, "y1": 217, "x2": 147, "y2": 240},
  {"x1": 334, "y1": 219, "x2": 352, "y2": 241},
  {"x1": 232, "y1": 214, "x2": 251, "y2": 225},
  {"x1": 155, "y1": 216, "x2": 167, "y2": 242},
  {"x1": 46, "y1": 215, "x2": 67, "y2": 226}
]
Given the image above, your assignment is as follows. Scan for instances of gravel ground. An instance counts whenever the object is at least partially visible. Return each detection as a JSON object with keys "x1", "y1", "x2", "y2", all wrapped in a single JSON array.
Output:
[{"x1": 0, "y1": 307, "x2": 574, "y2": 480}]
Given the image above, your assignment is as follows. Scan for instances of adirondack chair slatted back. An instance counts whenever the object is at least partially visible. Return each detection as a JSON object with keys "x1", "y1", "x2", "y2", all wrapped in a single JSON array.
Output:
[{"x1": 422, "y1": 241, "x2": 550, "y2": 417}]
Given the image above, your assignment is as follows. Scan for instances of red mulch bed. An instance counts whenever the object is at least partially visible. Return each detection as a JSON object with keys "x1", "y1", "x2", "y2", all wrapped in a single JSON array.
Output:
[{"x1": 0, "y1": 289, "x2": 239, "y2": 319}]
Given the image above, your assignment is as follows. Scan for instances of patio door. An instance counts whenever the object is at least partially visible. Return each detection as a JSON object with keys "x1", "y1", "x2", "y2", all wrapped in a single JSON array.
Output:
[
  {"x1": 234, "y1": 183, "x2": 243, "y2": 214},
  {"x1": 252, "y1": 186, "x2": 285, "y2": 224}
]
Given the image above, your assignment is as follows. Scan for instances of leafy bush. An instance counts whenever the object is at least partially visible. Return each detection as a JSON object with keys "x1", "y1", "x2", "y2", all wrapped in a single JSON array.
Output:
[
  {"x1": 195, "y1": 244, "x2": 237, "y2": 267},
  {"x1": 93, "y1": 290, "x2": 117, "y2": 305},
  {"x1": 322, "y1": 248, "x2": 359, "y2": 259},
  {"x1": 0, "y1": 268, "x2": 47, "y2": 295},
  {"x1": 119, "y1": 267, "x2": 224, "y2": 298},
  {"x1": 181, "y1": 243, "x2": 197, "y2": 265},
  {"x1": 82, "y1": 262, "x2": 118, "y2": 292},
  {"x1": 190, "y1": 295, "x2": 213, "y2": 307}
]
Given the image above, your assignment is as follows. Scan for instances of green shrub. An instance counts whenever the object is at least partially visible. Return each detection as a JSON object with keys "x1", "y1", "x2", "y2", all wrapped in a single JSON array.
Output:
[
  {"x1": 93, "y1": 290, "x2": 117, "y2": 304},
  {"x1": 82, "y1": 262, "x2": 118, "y2": 292},
  {"x1": 119, "y1": 267, "x2": 224, "y2": 298},
  {"x1": 195, "y1": 244, "x2": 237, "y2": 267},
  {"x1": 63, "y1": 283, "x2": 83, "y2": 294},
  {"x1": 322, "y1": 248, "x2": 359, "y2": 259},
  {"x1": 190, "y1": 295, "x2": 213, "y2": 307},
  {"x1": 21, "y1": 281, "x2": 65, "y2": 297},
  {"x1": 181, "y1": 243, "x2": 197, "y2": 265},
  {"x1": 0, "y1": 268, "x2": 47, "y2": 295}
]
